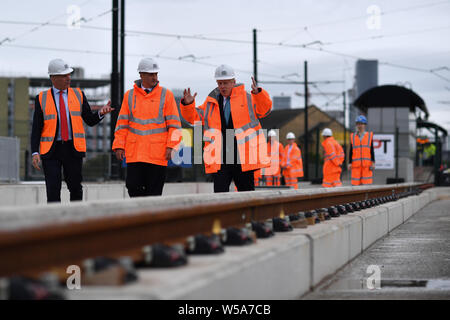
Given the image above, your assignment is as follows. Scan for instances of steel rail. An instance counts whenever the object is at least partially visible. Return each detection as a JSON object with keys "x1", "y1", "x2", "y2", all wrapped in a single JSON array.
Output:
[{"x1": 0, "y1": 183, "x2": 431, "y2": 277}]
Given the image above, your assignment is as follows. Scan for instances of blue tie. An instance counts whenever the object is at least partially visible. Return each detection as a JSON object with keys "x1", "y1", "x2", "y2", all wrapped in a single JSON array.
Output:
[{"x1": 224, "y1": 97, "x2": 231, "y2": 125}]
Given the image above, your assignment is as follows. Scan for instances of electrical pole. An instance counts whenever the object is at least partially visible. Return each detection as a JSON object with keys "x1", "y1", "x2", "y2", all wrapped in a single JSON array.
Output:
[
  {"x1": 304, "y1": 60, "x2": 309, "y2": 181},
  {"x1": 253, "y1": 28, "x2": 257, "y2": 84},
  {"x1": 120, "y1": 0, "x2": 125, "y2": 102},
  {"x1": 110, "y1": 0, "x2": 120, "y2": 179}
]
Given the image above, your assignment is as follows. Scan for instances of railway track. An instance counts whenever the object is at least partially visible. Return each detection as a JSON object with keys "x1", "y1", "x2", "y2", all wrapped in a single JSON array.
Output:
[{"x1": 0, "y1": 182, "x2": 432, "y2": 299}]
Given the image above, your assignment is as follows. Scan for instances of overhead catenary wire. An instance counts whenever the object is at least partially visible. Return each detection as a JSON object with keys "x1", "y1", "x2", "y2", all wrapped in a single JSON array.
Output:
[
  {"x1": 0, "y1": 2, "x2": 448, "y2": 83},
  {"x1": 257, "y1": 0, "x2": 450, "y2": 33},
  {"x1": 1, "y1": 43, "x2": 290, "y2": 81}
]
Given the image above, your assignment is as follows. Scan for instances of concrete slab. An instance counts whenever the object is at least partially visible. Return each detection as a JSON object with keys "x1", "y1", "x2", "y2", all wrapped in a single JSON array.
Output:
[
  {"x1": 67, "y1": 229, "x2": 311, "y2": 300},
  {"x1": 302, "y1": 198, "x2": 450, "y2": 300},
  {"x1": 351, "y1": 207, "x2": 388, "y2": 250},
  {"x1": 295, "y1": 217, "x2": 359, "y2": 287},
  {"x1": 84, "y1": 184, "x2": 124, "y2": 202},
  {"x1": 318, "y1": 215, "x2": 364, "y2": 261},
  {"x1": 400, "y1": 198, "x2": 413, "y2": 221},
  {"x1": 383, "y1": 202, "x2": 404, "y2": 231}
]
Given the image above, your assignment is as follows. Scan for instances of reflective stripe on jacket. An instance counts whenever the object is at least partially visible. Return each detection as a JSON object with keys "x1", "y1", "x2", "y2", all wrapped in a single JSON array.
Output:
[
  {"x1": 181, "y1": 84, "x2": 272, "y2": 174},
  {"x1": 351, "y1": 131, "x2": 373, "y2": 168},
  {"x1": 112, "y1": 81, "x2": 182, "y2": 166},
  {"x1": 38, "y1": 87, "x2": 86, "y2": 155}
]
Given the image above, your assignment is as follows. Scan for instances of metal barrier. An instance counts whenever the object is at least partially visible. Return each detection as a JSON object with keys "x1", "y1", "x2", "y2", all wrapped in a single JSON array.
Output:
[{"x1": 0, "y1": 137, "x2": 19, "y2": 183}]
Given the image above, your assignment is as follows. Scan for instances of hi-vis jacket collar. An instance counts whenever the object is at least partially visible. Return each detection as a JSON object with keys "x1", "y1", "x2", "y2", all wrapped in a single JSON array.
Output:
[{"x1": 133, "y1": 79, "x2": 160, "y2": 94}]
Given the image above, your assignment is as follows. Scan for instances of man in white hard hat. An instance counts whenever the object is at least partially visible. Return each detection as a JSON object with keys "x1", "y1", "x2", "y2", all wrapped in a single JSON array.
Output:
[
  {"x1": 31, "y1": 58, "x2": 114, "y2": 202},
  {"x1": 282, "y1": 132, "x2": 303, "y2": 189},
  {"x1": 321, "y1": 128, "x2": 344, "y2": 188},
  {"x1": 113, "y1": 57, "x2": 182, "y2": 197},
  {"x1": 180, "y1": 64, "x2": 272, "y2": 192},
  {"x1": 258, "y1": 129, "x2": 285, "y2": 186}
]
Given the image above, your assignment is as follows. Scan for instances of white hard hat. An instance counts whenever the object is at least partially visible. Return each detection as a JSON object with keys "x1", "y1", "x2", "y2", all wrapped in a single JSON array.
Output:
[
  {"x1": 322, "y1": 128, "x2": 333, "y2": 136},
  {"x1": 286, "y1": 132, "x2": 295, "y2": 139},
  {"x1": 48, "y1": 59, "x2": 73, "y2": 76},
  {"x1": 268, "y1": 129, "x2": 277, "y2": 137},
  {"x1": 214, "y1": 64, "x2": 235, "y2": 80},
  {"x1": 138, "y1": 57, "x2": 160, "y2": 73}
]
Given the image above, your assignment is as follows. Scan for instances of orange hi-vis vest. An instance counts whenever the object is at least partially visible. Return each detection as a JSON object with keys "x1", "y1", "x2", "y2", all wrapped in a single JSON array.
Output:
[
  {"x1": 38, "y1": 87, "x2": 86, "y2": 155},
  {"x1": 112, "y1": 82, "x2": 182, "y2": 166},
  {"x1": 261, "y1": 139, "x2": 284, "y2": 176},
  {"x1": 351, "y1": 131, "x2": 373, "y2": 168},
  {"x1": 282, "y1": 143, "x2": 304, "y2": 178},
  {"x1": 322, "y1": 136, "x2": 342, "y2": 174},
  {"x1": 181, "y1": 84, "x2": 272, "y2": 174}
]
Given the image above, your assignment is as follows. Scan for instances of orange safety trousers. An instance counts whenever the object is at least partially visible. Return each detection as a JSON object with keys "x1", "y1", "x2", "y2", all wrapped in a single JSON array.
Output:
[
  {"x1": 254, "y1": 169, "x2": 281, "y2": 186},
  {"x1": 351, "y1": 166, "x2": 373, "y2": 185},
  {"x1": 323, "y1": 172, "x2": 343, "y2": 188}
]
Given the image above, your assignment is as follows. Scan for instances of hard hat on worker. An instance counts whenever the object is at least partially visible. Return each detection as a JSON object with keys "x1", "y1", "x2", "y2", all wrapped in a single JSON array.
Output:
[
  {"x1": 138, "y1": 57, "x2": 160, "y2": 73},
  {"x1": 322, "y1": 128, "x2": 333, "y2": 136},
  {"x1": 355, "y1": 115, "x2": 367, "y2": 124},
  {"x1": 48, "y1": 59, "x2": 73, "y2": 76},
  {"x1": 214, "y1": 64, "x2": 235, "y2": 80},
  {"x1": 286, "y1": 132, "x2": 295, "y2": 139},
  {"x1": 268, "y1": 129, "x2": 277, "y2": 137}
]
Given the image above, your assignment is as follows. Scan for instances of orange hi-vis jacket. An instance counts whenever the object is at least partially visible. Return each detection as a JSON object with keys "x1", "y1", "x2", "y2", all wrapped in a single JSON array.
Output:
[
  {"x1": 322, "y1": 136, "x2": 343, "y2": 174},
  {"x1": 282, "y1": 143, "x2": 303, "y2": 178},
  {"x1": 181, "y1": 84, "x2": 272, "y2": 174},
  {"x1": 112, "y1": 81, "x2": 182, "y2": 166},
  {"x1": 38, "y1": 87, "x2": 86, "y2": 155},
  {"x1": 332, "y1": 137, "x2": 345, "y2": 166},
  {"x1": 261, "y1": 139, "x2": 284, "y2": 177},
  {"x1": 350, "y1": 131, "x2": 373, "y2": 168}
]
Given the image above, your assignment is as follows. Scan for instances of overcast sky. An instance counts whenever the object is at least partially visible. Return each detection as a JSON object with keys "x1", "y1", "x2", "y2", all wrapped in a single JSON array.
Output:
[{"x1": 1, "y1": 0, "x2": 449, "y2": 134}]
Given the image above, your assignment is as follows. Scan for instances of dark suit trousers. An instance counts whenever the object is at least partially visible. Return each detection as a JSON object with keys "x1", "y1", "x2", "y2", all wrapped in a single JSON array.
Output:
[
  {"x1": 126, "y1": 162, "x2": 167, "y2": 197},
  {"x1": 42, "y1": 141, "x2": 83, "y2": 203},
  {"x1": 213, "y1": 164, "x2": 255, "y2": 193}
]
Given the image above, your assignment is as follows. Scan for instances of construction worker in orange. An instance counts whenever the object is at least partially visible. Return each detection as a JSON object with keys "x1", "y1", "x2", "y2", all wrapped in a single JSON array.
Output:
[
  {"x1": 282, "y1": 132, "x2": 303, "y2": 189},
  {"x1": 321, "y1": 128, "x2": 344, "y2": 187},
  {"x1": 261, "y1": 129, "x2": 285, "y2": 186},
  {"x1": 348, "y1": 115, "x2": 375, "y2": 186},
  {"x1": 112, "y1": 58, "x2": 182, "y2": 197},
  {"x1": 180, "y1": 64, "x2": 272, "y2": 193}
]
